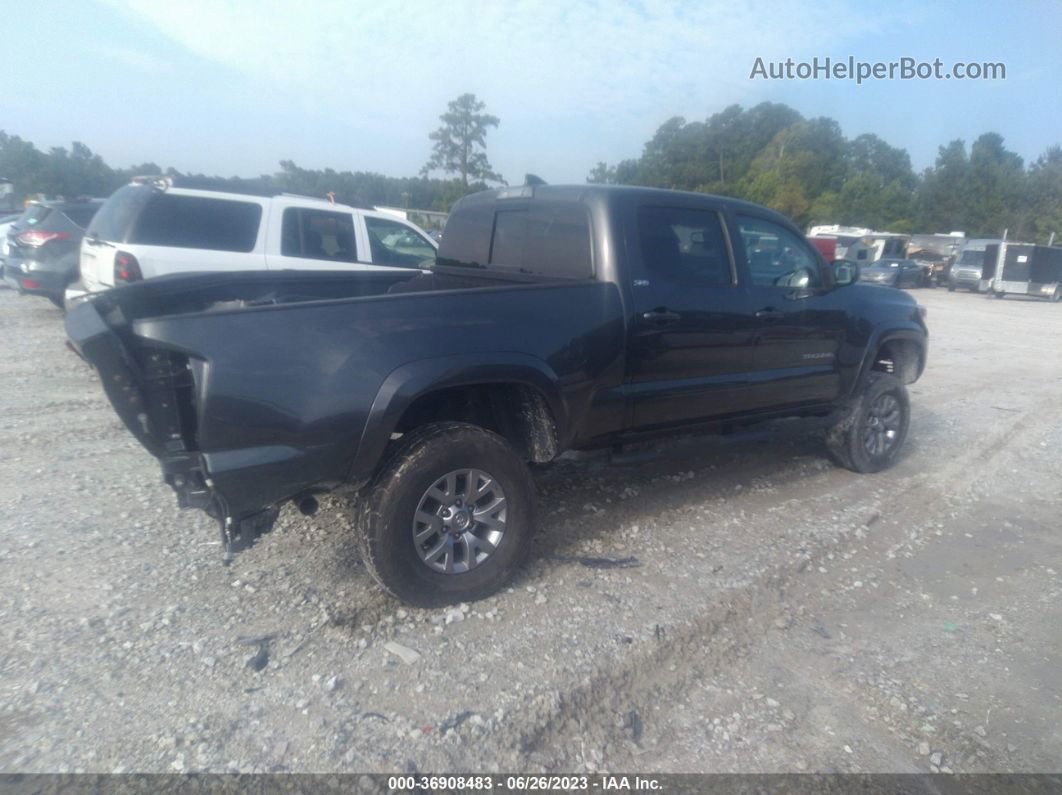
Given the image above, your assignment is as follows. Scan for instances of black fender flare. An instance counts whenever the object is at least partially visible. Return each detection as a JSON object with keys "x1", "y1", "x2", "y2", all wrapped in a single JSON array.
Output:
[
  {"x1": 851, "y1": 326, "x2": 926, "y2": 395},
  {"x1": 349, "y1": 352, "x2": 566, "y2": 484}
]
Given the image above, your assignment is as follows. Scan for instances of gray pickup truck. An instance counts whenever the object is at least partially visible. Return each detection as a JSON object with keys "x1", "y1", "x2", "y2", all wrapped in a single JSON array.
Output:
[{"x1": 67, "y1": 185, "x2": 928, "y2": 605}]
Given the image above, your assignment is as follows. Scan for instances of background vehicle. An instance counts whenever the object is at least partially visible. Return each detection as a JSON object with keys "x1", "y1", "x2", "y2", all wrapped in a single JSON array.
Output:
[
  {"x1": 808, "y1": 226, "x2": 873, "y2": 263},
  {"x1": 907, "y1": 232, "x2": 964, "y2": 286},
  {"x1": 2, "y1": 199, "x2": 102, "y2": 306},
  {"x1": 0, "y1": 211, "x2": 23, "y2": 278},
  {"x1": 73, "y1": 177, "x2": 438, "y2": 302},
  {"x1": 948, "y1": 238, "x2": 1002, "y2": 291},
  {"x1": 809, "y1": 236, "x2": 837, "y2": 261},
  {"x1": 858, "y1": 258, "x2": 925, "y2": 288},
  {"x1": 988, "y1": 242, "x2": 1062, "y2": 301},
  {"x1": 0, "y1": 211, "x2": 21, "y2": 231},
  {"x1": 808, "y1": 226, "x2": 908, "y2": 269},
  {"x1": 67, "y1": 185, "x2": 927, "y2": 606}
]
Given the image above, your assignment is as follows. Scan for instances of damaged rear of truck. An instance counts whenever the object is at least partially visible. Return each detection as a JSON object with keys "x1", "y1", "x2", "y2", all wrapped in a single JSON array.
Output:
[{"x1": 65, "y1": 269, "x2": 625, "y2": 567}]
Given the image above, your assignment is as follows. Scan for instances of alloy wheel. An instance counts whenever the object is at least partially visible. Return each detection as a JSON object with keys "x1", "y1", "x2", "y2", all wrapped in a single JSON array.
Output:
[
  {"x1": 412, "y1": 469, "x2": 507, "y2": 574},
  {"x1": 863, "y1": 393, "x2": 902, "y2": 459}
]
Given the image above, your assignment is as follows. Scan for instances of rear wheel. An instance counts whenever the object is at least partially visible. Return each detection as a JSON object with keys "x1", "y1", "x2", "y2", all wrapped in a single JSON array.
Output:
[
  {"x1": 826, "y1": 372, "x2": 910, "y2": 474},
  {"x1": 356, "y1": 422, "x2": 536, "y2": 606},
  {"x1": 948, "y1": 285, "x2": 956, "y2": 292}
]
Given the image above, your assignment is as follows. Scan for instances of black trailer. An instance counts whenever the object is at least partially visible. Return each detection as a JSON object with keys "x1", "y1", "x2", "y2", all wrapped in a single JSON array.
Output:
[{"x1": 991, "y1": 243, "x2": 1062, "y2": 301}]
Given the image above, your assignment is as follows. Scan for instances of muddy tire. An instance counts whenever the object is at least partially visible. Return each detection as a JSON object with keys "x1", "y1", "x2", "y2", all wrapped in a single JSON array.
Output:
[
  {"x1": 825, "y1": 372, "x2": 910, "y2": 474},
  {"x1": 356, "y1": 422, "x2": 536, "y2": 607}
]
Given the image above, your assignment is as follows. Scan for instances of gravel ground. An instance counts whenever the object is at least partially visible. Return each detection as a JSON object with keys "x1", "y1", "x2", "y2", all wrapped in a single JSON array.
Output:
[{"x1": 0, "y1": 285, "x2": 1059, "y2": 774}]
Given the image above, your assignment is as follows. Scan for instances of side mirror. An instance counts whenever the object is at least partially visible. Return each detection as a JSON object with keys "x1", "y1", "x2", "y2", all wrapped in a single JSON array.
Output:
[{"x1": 831, "y1": 259, "x2": 859, "y2": 286}]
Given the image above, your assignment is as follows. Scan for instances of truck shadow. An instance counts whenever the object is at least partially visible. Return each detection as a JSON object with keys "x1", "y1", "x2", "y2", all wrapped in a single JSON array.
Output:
[
  {"x1": 310, "y1": 409, "x2": 936, "y2": 625},
  {"x1": 529, "y1": 408, "x2": 936, "y2": 557},
  {"x1": 528, "y1": 418, "x2": 835, "y2": 561}
]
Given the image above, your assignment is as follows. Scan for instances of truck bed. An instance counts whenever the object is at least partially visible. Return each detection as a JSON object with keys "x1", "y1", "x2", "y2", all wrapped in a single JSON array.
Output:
[{"x1": 66, "y1": 269, "x2": 626, "y2": 524}]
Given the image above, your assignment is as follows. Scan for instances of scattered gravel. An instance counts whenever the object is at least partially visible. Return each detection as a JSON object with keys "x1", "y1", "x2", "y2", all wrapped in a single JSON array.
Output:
[{"x1": 1, "y1": 288, "x2": 1060, "y2": 773}]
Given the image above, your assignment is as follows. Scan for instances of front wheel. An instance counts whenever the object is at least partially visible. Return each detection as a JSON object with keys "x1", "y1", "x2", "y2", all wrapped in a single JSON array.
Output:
[
  {"x1": 825, "y1": 372, "x2": 911, "y2": 474},
  {"x1": 356, "y1": 422, "x2": 536, "y2": 606},
  {"x1": 1050, "y1": 287, "x2": 1060, "y2": 303}
]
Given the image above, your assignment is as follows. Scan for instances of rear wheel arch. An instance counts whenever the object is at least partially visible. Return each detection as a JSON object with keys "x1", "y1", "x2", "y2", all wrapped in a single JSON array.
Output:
[
  {"x1": 351, "y1": 355, "x2": 565, "y2": 484},
  {"x1": 393, "y1": 381, "x2": 560, "y2": 463}
]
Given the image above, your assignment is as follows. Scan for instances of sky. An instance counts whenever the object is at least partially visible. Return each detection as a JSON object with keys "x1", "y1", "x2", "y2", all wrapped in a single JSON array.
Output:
[{"x1": 3, "y1": 0, "x2": 1061, "y2": 185}]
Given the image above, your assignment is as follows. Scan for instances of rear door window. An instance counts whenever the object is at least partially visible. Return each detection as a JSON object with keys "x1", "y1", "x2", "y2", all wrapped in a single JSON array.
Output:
[
  {"x1": 281, "y1": 208, "x2": 357, "y2": 261},
  {"x1": 131, "y1": 193, "x2": 262, "y2": 252},
  {"x1": 636, "y1": 206, "x2": 733, "y2": 286}
]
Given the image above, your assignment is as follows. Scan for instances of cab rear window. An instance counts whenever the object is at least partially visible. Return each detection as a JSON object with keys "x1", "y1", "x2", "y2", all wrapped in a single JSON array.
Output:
[{"x1": 131, "y1": 194, "x2": 262, "y2": 252}]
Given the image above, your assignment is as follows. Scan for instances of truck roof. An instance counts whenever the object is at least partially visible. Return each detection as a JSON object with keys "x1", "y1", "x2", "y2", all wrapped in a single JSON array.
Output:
[{"x1": 459, "y1": 183, "x2": 798, "y2": 227}]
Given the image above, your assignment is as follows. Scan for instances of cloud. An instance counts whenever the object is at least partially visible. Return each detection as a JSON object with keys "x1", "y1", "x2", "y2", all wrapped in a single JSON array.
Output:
[
  {"x1": 89, "y1": 43, "x2": 172, "y2": 73},
  {"x1": 101, "y1": 0, "x2": 908, "y2": 178},
  {"x1": 105, "y1": 0, "x2": 901, "y2": 116}
]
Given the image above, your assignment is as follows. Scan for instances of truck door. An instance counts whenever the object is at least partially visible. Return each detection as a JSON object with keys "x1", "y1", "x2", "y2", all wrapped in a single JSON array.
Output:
[
  {"x1": 625, "y1": 203, "x2": 757, "y2": 429},
  {"x1": 264, "y1": 200, "x2": 367, "y2": 271},
  {"x1": 731, "y1": 213, "x2": 844, "y2": 409}
]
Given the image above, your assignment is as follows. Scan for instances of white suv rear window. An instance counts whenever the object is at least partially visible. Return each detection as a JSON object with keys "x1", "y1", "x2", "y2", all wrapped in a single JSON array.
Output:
[{"x1": 131, "y1": 194, "x2": 262, "y2": 252}]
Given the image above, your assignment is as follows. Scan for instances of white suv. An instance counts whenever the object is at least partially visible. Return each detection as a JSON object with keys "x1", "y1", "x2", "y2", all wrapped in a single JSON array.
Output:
[{"x1": 72, "y1": 177, "x2": 438, "y2": 300}]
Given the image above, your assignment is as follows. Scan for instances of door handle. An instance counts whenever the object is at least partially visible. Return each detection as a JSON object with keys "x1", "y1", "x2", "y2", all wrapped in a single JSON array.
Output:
[
  {"x1": 755, "y1": 307, "x2": 784, "y2": 321},
  {"x1": 642, "y1": 308, "x2": 681, "y2": 325}
]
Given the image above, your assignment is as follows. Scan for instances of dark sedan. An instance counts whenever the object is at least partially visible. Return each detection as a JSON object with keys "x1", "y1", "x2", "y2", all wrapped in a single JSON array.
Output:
[
  {"x1": 859, "y1": 258, "x2": 925, "y2": 289},
  {"x1": 3, "y1": 199, "x2": 102, "y2": 307}
]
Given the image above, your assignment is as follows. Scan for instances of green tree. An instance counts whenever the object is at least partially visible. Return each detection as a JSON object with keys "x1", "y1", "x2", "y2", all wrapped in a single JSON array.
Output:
[
  {"x1": 821, "y1": 135, "x2": 916, "y2": 229},
  {"x1": 916, "y1": 140, "x2": 969, "y2": 232},
  {"x1": 698, "y1": 102, "x2": 802, "y2": 195},
  {"x1": 638, "y1": 116, "x2": 713, "y2": 190},
  {"x1": 0, "y1": 131, "x2": 47, "y2": 200},
  {"x1": 1025, "y1": 146, "x2": 1062, "y2": 244},
  {"x1": 845, "y1": 133, "x2": 916, "y2": 189},
  {"x1": 916, "y1": 134, "x2": 1026, "y2": 237},
  {"x1": 422, "y1": 93, "x2": 504, "y2": 188},
  {"x1": 741, "y1": 117, "x2": 846, "y2": 225},
  {"x1": 586, "y1": 161, "x2": 617, "y2": 184},
  {"x1": 966, "y1": 132, "x2": 1025, "y2": 237}
]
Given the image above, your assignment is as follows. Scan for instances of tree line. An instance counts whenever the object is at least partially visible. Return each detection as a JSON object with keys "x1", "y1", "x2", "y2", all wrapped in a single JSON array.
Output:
[
  {"x1": 0, "y1": 139, "x2": 479, "y2": 215},
  {"x1": 3, "y1": 96, "x2": 1060, "y2": 242},
  {"x1": 0, "y1": 94, "x2": 506, "y2": 216},
  {"x1": 589, "y1": 102, "x2": 1061, "y2": 241}
]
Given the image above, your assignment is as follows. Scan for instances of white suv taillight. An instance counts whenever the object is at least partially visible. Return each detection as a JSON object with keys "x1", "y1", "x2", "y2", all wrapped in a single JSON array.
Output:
[{"x1": 114, "y1": 251, "x2": 143, "y2": 283}]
